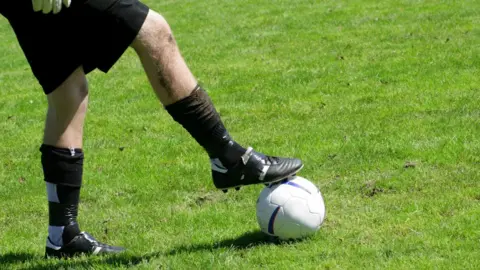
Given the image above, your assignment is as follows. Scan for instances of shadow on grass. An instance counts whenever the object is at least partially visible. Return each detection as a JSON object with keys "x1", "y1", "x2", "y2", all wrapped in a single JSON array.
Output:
[
  {"x1": 0, "y1": 251, "x2": 162, "y2": 270},
  {"x1": 167, "y1": 230, "x2": 283, "y2": 256},
  {"x1": 1, "y1": 231, "x2": 292, "y2": 268},
  {"x1": 0, "y1": 252, "x2": 36, "y2": 264}
]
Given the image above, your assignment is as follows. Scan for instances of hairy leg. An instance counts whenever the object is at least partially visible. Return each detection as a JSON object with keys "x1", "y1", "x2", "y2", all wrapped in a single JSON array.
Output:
[
  {"x1": 131, "y1": 10, "x2": 245, "y2": 158},
  {"x1": 128, "y1": 9, "x2": 303, "y2": 191},
  {"x1": 131, "y1": 10, "x2": 197, "y2": 105},
  {"x1": 130, "y1": 9, "x2": 245, "y2": 161}
]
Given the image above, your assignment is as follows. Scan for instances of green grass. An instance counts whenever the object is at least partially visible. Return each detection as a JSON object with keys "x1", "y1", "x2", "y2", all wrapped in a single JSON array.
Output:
[{"x1": 1, "y1": 0, "x2": 480, "y2": 269}]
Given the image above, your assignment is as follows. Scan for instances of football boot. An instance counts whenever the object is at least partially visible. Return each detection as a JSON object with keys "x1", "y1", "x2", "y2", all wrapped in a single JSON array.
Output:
[
  {"x1": 45, "y1": 232, "x2": 125, "y2": 259},
  {"x1": 212, "y1": 147, "x2": 303, "y2": 192}
]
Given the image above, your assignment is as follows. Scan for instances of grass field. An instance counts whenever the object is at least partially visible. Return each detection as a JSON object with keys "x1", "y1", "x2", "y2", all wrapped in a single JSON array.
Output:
[{"x1": 1, "y1": 0, "x2": 480, "y2": 269}]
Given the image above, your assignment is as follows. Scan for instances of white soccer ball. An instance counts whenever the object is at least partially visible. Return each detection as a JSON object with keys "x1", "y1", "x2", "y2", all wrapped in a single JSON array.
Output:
[{"x1": 256, "y1": 176, "x2": 326, "y2": 240}]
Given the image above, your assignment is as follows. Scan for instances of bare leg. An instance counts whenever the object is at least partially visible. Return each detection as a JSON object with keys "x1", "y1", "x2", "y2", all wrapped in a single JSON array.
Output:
[
  {"x1": 42, "y1": 67, "x2": 87, "y2": 248},
  {"x1": 130, "y1": 9, "x2": 245, "y2": 160},
  {"x1": 43, "y1": 66, "x2": 88, "y2": 148},
  {"x1": 42, "y1": 67, "x2": 124, "y2": 257},
  {"x1": 128, "y1": 9, "x2": 303, "y2": 192},
  {"x1": 131, "y1": 10, "x2": 197, "y2": 105}
]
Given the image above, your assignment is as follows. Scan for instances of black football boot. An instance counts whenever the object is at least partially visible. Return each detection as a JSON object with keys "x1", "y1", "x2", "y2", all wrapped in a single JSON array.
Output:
[
  {"x1": 212, "y1": 147, "x2": 303, "y2": 192},
  {"x1": 45, "y1": 232, "x2": 125, "y2": 259}
]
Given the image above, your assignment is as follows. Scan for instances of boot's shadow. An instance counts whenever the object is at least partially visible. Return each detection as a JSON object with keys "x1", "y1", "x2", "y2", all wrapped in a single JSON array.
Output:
[
  {"x1": 0, "y1": 251, "x2": 160, "y2": 270},
  {"x1": 0, "y1": 252, "x2": 36, "y2": 264}
]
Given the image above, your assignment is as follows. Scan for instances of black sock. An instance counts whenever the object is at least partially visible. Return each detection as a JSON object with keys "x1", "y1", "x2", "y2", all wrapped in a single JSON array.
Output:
[
  {"x1": 165, "y1": 85, "x2": 246, "y2": 167},
  {"x1": 41, "y1": 144, "x2": 83, "y2": 245}
]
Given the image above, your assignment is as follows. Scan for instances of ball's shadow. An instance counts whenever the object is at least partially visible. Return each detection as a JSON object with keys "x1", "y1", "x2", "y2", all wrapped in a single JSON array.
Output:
[{"x1": 167, "y1": 230, "x2": 299, "y2": 256}]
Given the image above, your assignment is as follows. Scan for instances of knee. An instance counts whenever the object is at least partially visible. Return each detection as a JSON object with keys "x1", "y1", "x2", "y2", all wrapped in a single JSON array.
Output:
[
  {"x1": 48, "y1": 67, "x2": 89, "y2": 110},
  {"x1": 75, "y1": 81, "x2": 88, "y2": 113},
  {"x1": 63, "y1": 68, "x2": 88, "y2": 100},
  {"x1": 76, "y1": 77, "x2": 89, "y2": 100},
  {"x1": 132, "y1": 10, "x2": 175, "y2": 51}
]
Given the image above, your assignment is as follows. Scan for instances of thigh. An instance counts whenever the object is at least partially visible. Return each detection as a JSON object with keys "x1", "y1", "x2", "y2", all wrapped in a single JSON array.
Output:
[
  {"x1": 81, "y1": 0, "x2": 150, "y2": 73},
  {"x1": 5, "y1": 2, "x2": 84, "y2": 94},
  {"x1": 4, "y1": 0, "x2": 149, "y2": 94}
]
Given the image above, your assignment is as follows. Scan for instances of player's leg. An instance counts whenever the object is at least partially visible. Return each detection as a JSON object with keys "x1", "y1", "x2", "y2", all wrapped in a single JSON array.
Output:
[
  {"x1": 42, "y1": 66, "x2": 87, "y2": 253},
  {"x1": 41, "y1": 67, "x2": 124, "y2": 258},
  {"x1": 130, "y1": 9, "x2": 303, "y2": 191},
  {"x1": 4, "y1": 2, "x2": 125, "y2": 258}
]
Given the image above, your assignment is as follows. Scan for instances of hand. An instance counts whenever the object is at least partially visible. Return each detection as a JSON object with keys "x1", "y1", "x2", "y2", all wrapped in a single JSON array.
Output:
[{"x1": 32, "y1": 0, "x2": 72, "y2": 14}]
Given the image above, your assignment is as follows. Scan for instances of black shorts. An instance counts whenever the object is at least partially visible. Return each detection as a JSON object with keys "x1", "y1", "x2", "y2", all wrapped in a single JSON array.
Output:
[{"x1": 1, "y1": 0, "x2": 149, "y2": 94}]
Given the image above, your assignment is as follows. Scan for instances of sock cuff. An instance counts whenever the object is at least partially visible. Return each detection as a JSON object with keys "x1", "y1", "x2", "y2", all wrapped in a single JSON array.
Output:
[
  {"x1": 40, "y1": 144, "x2": 83, "y2": 187},
  {"x1": 164, "y1": 84, "x2": 205, "y2": 112},
  {"x1": 40, "y1": 144, "x2": 83, "y2": 157},
  {"x1": 165, "y1": 84, "x2": 221, "y2": 134}
]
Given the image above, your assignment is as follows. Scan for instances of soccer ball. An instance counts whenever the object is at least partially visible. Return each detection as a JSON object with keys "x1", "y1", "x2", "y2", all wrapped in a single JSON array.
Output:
[{"x1": 256, "y1": 176, "x2": 326, "y2": 240}]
